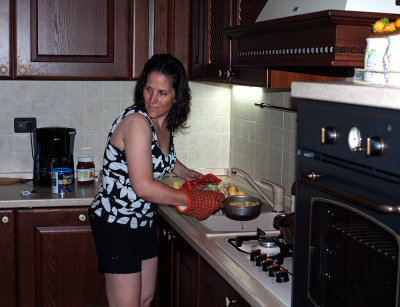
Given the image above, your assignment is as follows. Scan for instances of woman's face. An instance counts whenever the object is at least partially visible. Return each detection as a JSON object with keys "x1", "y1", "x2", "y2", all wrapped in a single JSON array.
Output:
[{"x1": 143, "y1": 71, "x2": 175, "y2": 123}]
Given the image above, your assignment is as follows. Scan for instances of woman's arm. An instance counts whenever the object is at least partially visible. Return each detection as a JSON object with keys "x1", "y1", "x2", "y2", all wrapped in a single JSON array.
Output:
[{"x1": 121, "y1": 113, "x2": 188, "y2": 207}]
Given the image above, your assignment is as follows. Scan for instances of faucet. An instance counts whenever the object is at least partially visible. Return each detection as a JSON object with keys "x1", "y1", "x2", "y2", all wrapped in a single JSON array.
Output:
[{"x1": 231, "y1": 168, "x2": 285, "y2": 212}]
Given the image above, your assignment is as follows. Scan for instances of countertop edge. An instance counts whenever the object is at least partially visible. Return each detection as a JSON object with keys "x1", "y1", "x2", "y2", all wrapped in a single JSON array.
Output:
[{"x1": 291, "y1": 81, "x2": 400, "y2": 110}]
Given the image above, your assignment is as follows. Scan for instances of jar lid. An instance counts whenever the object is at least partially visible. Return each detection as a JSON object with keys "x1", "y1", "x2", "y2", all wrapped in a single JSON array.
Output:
[{"x1": 78, "y1": 156, "x2": 94, "y2": 162}]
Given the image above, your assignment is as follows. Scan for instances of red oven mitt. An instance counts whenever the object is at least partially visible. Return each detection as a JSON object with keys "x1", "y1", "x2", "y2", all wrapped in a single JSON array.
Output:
[
  {"x1": 180, "y1": 173, "x2": 222, "y2": 191},
  {"x1": 177, "y1": 189, "x2": 225, "y2": 221}
]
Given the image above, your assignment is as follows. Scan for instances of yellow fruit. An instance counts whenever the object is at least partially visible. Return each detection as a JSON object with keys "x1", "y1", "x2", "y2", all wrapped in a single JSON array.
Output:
[
  {"x1": 236, "y1": 191, "x2": 246, "y2": 196},
  {"x1": 388, "y1": 22, "x2": 396, "y2": 32},
  {"x1": 373, "y1": 20, "x2": 385, "y2": 32},
  {"x1": 395, "y1": 18, "x2": 400, "y2": 29}
]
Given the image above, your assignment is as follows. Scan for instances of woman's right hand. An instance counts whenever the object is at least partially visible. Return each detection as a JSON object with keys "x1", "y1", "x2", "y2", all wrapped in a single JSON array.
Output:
[{"x1": 177, "y1": 190, "x2": 225, "y2": 220}]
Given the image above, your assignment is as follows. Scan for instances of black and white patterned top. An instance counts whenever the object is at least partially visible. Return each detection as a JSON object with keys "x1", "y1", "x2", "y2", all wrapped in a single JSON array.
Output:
[{"x1": 89, "y1": 106, "x2": 176, "y2": 229}]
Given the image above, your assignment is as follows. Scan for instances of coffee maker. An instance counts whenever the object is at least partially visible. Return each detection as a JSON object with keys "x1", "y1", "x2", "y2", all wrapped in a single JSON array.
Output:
[{"x1": 33, "y1": 127, "x2": 76, "y2": 186}]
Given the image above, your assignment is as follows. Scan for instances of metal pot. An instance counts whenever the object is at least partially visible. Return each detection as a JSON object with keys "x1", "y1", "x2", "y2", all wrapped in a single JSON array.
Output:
[
  {"x1": 222, "y1": 195, "x2": 262, "y2": 221},
  {"x1": 273, "y1": 212, "x2": 295, "y2": 245}
]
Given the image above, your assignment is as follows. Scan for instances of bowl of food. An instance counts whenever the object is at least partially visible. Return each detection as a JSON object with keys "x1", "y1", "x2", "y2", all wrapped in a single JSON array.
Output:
[{"x1": 222, "y1": 195, "x2": 262, "y2": 221}]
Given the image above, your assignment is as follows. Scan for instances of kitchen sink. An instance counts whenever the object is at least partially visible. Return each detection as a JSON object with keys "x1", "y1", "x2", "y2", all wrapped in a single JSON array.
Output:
[{"x1": 190, "y1": 207, "x2": 281, "y2": 237}]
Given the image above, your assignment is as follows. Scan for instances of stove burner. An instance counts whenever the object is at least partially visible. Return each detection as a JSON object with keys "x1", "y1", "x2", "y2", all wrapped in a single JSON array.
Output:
[{"x1": 258, "y1": 236, "x2": 278, "y2": 248}]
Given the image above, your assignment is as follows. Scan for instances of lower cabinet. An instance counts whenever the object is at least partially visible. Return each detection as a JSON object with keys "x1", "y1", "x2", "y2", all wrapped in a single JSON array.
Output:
[
  {"x1": 15, "y1": 207, "x2": 108, "y2": 307},
  {"x1": 199, "y1": 258, "x2": 251, "y2": 307},
  {"x1": 0, "y1": 209, "x2": 17, "y2": 307},
  {"x1": 156, "y1": 216, "x2": 250, "y2": 307}
]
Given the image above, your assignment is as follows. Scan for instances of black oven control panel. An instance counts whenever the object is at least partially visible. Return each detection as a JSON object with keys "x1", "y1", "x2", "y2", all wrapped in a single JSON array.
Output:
[{"x1": 297, "y1": 99, "x2": 400, "y2": 177}]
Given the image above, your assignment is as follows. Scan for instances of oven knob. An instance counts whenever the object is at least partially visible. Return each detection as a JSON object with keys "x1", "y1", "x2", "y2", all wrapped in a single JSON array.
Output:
[
  {"x1": 304, "y1": 171, "x2": 320, "y2": 180},
  {"x1": 256, "y1": 254, "x2": 268, "y2": 266},
  {"x1": 321, "y1": 127, "x2": 337, "y2": 144},
  {"x1": 276, "y1": 269, "x2": 290, "y2": 283},
  {"x1": 268, "y1": 263, "x2": 281, "y2": 277},
  {"x1": 262, "y1": 258, "x2": 274, "y2": 271},
  {"x1": 366, "y1": 136, "x2": 385, "y2": 157},
  {"x1": 250, "y1": 249, "x2": 261, "y2": 261}
]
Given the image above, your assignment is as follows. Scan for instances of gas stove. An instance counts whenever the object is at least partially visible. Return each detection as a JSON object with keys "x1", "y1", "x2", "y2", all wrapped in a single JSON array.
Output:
[{"x1": 215, "y1": 229, "x2": 292, "y2": 306}]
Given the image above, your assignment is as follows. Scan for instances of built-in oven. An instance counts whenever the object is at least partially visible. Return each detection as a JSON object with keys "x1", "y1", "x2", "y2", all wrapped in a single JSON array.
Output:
[{"x1": 293, "y1": 98, "x2": 400, "y2": 307}]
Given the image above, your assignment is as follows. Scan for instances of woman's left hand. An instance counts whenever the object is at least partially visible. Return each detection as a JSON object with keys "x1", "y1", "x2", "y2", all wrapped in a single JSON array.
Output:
[{"x1": 183, "y1": 169, "x2": 203, "y2": 182}]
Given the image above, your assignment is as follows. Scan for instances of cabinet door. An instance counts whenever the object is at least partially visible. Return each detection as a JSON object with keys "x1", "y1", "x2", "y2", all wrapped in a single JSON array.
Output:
[
  {"x1": 199, "y1": 258, "x2": 250, "y2": 307},
  {"x1": 0, "y1": 0, "x2": 11, "y2": 78},
  {"x1": 14, "y1": 0, "x2": 130, "y2": 79},
  {"x1": 16, "y1": 207, "x2": 108, "y2": 307},
  {"x1": 190, "y1": 0, "x2": 232, "y2": 83},
  {"x1": 0, "y1": 209, "x2": 16, "y2": 307},
  {"x1": 131, "y1": 0, "x2": 191, "y2": 79},
  {"x1": 156, "y1": 217, "x2": 175, "y2": 307},
  {"x1": 174, "y1": 235, "x2": 198, "y2": 307}
]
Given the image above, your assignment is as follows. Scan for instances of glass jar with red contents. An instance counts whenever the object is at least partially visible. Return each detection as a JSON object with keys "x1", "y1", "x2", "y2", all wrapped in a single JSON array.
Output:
[{"x1": 76, "y1": 157, "x2": 95, "y2": 185}]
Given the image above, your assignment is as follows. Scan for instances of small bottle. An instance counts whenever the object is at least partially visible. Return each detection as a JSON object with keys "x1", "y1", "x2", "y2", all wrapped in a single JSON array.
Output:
[
  {"x1": 76, "y1": 157, "x2": 95, "y2": 185},
  {"x1": 290, "y1": 181, "x2": 296, "y2": 212}
]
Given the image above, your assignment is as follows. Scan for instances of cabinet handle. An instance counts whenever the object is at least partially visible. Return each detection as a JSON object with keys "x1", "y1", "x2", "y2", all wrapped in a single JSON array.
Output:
[
  {"x1": 1, "y1": 216, "x2": 9, "y2": 224},
  {"x1": 225, "y1": 296, "x2": 238, "y2": 306},
  {"x1": 226, "y1": 70, "x2": 235, "y2": 78},
  {"x1": 19, "y1": 66, "x2": 27, "y2": 75},
  {"x1": 0, "y1": 65, "x2": 8, "y2": 74},
  {"x1": 78, "y1": 214, "x2": 87, "y2": 222},
  {"x1": 167, "y1": 232, "x2": 176, "y2": 241}
]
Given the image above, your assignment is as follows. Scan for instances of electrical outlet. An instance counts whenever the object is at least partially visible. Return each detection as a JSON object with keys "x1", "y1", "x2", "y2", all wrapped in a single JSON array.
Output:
[{"x1": 14, "y1": 118, "x2": 37, "y2": 133}]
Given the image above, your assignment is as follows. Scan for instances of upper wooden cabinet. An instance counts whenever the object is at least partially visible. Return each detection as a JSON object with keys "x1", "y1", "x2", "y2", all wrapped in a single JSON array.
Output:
[
  {"x1": 14, "y1": 0, "x2": 131, "y2": 79},
  {"x1": 0, "y1": 0, "x2": 11, "y2": 78},
  {"x1": 190, "y1": 0, "x2": 232, "y2": 83},
  {"x1": 190, "y1": 0, "x2": 267, "y2": 85}
]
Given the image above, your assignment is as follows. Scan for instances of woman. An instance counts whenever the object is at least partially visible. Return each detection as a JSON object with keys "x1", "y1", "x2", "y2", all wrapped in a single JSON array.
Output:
[{"x1": 89, "y1": 54, "x2": 224, "y2": 307}]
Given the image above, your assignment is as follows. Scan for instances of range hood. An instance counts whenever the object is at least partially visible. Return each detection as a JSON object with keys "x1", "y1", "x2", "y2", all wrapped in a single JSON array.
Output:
[
  {"x1": 225, "y1": 5, "x2": 400, "y2": 69},
  {"x1": 257, "y1": 0, "x2": 400, "y2": 22}
]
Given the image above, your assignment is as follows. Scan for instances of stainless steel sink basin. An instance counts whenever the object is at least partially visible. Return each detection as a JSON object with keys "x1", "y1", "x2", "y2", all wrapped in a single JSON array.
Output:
[{"x1": 190, "y1": 208, "x2": 281, "y2": 237}]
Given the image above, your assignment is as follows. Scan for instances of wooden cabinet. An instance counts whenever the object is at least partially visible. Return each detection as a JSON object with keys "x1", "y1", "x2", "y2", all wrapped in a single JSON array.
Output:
[
  {"x1": 152, "y1": 0, "x2": 191, "y2": 74},
  {"x1": 14, "y1": 0, "x2": 131, "y2": 79},
  {"x1": 190, "y1": 0, "x2": 233, "y2": 83},
  {"x1": 190, "y1": 0, "x2": 349, "y2": 87},
  {"x1": 190, "y1": 0, "x2": 267, "y2": 85},
  {"x1": 15, "y1": 207, "x2": 107, "y2": 307},
  {"x1": 174, "y1": 234, "x2": 198, "y2": 306},
  {"x1": 156, "y1": 216, "x2": 250, "y2": 307},
  {"x1": 199, "y1": 258, "x2": 250, "y2": 307},
  {"x1": 156, "y1": 216, "x2": 198, "y2": 307},
  {"x1": 157, "y1": 217, "x2": 175, "y2": 306},
  {"x1": 0, "y1": 0, "x2": 11, "y2": 78},
  {"x1": 0, "y1": 209, "x2": 17, "y2": 307}
]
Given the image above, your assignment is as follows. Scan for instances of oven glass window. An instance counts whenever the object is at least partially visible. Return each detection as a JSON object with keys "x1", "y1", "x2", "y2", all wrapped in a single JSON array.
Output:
[{"x1": 308, "y1": 199, "x2": 399, "y2": 307}]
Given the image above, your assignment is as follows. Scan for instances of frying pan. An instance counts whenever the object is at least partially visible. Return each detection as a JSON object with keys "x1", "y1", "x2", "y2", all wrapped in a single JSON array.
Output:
[
  {"x1": 221, "y1": 195, "x2": 262, "y2": 221},
  {"x1": 273, "y1": 212, "x2": 295, "y2": 245}
]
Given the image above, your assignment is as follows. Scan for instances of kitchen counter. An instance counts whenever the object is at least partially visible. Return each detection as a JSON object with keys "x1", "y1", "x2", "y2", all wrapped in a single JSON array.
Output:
[
  {"x1": 0, "y1": 174, "x2": 287, "y2": 307},
  {"x1": 291, "y1": 81, "x2": 400, "y2": 110},
  {"x1": 0, "y1": 181, "x2": 99, "y2": 208}
]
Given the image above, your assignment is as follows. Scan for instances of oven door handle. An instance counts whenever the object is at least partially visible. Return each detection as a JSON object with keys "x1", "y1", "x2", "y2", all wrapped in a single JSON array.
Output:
[{"x1": 299, "y1": 171, "x2": 400, "y2": 214}]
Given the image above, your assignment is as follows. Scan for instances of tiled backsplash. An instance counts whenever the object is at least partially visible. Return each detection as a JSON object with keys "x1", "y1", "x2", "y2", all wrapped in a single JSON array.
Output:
[
  {"x1": 0, "y1": 80, "x2": 297, "y2": 193},
  {"x1": 0, "y1": 80, "x2": 231, "y2": 174},
  {"x1": 230, "y1": 86, "x2": 297, "y2": 192}
]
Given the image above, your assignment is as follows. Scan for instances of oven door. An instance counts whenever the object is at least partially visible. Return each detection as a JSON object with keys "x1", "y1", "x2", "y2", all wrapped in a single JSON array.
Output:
[{"x1": 293, "y1": 154, "x2": 400, "y2": 307}]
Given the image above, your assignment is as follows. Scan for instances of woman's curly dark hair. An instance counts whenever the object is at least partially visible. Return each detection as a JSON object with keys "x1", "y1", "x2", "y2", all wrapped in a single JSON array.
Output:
[{"x1": 133, "y1": 54, "x2": 191, "y2": 132}]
